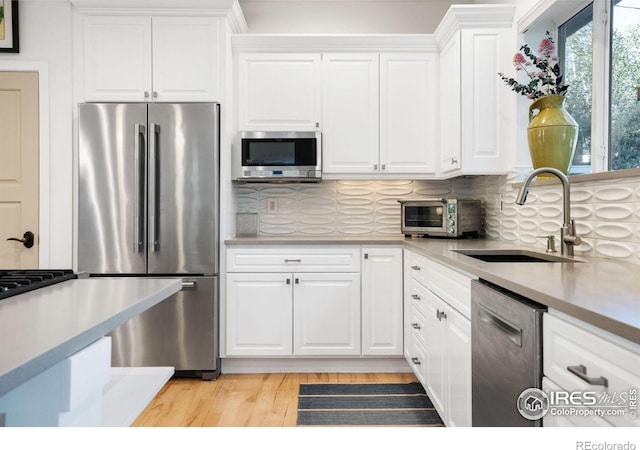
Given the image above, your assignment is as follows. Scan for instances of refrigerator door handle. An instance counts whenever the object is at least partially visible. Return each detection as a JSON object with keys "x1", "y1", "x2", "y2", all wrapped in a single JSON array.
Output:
[
  {"x1": 149, "y1": 123, "x2": 160, "y2": 252},
  {"x1": 133, "y1": 124, "x2": 146, "y2": 253}
]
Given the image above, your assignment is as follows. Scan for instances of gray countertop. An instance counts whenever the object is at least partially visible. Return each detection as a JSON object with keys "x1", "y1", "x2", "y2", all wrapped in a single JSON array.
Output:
[
  {"x1": 226, "y1": 236, "x2": 640, "y2": 345},
  {"x1": 0, "y1": 277, "x2": 181, "y2": 397}
]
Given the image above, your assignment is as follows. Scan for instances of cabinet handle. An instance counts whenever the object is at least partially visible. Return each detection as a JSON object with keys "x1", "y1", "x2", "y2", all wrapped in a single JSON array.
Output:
[
  {"x1": 295, "y1": 278, "x2": 299, "y2": 284},
  {"x1": 411, "y1": 322, "x2": 421, "y2": 330},
  {"x1": 382, "y1": 164, "x2": 386, "y2": 170},
  {"x1": 181, "y1": 281, "x2": 197, "y2": 289},
  {"x1": 374, "y1": 164, "x2": 378, "y2": 171},
  {"x1": 153, "y1": 91, "x2": 158, "y2": 98},
  {"x1": 284, "y1": 259, "x2": 301, "y2": 263},
  {"x1": 144, "y1": 91, "x2": 150, "y2": 99},
  {"x1": 411, "y1": 265, "x2": 421, "y2": 271},
  {"x1": 286, "y1": 279, "x2": 291, "y2": 285},
  {"x1": 411, "y1": 294, "x2": 421, "y2": 300},
  {"x1": 451, "y1": 157, "x2": 458, "y2": 165},
  {"x1": 364, "y1": 253, "x2": 369, "y2": 260},
  {"x1": 567, "y1": 365, "x2": 608, "y2": 388},
  {"x1": 315, "y1": 122, "x2": 320, "y2": 128},
  {"x1": 411, "y1": 357, "x2": 421, "y2": 365},
  {"x1": 437, "y1": 309, "x2": 447, "y2": 321}
]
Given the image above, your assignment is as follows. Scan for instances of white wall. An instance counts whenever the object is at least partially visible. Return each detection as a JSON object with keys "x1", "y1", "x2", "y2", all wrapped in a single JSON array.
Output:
[
  {"x1": 0, "y1": 1, "x2": 73, "y2": 269},
  {"x1": 238, "y1": 0, "x2": 472, "y2": 33}
]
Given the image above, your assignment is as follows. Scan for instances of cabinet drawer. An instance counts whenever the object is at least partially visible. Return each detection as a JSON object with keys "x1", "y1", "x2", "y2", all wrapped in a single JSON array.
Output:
[
  {"x1": 407, "y1": 338, "x2": 427, "y2": 386},
  {"x1": 406, "y1": 277, "x2": 429, "y2": 318},
  {"x1": 409, "y1": 304, "x2": 428, "y2": 349},
  {"x1": 406, "y1": 250, "x2": 428, "y2": 286},
  {"x1": 544, "y1": 313, "x2": 640, "y2": 427},
  {"x1": 542, "y1": 377, "x2": 613, "y2": 427},
  {"x1": 227, "y1": 247, "x2": 361, "y2": 272},
  {"x1": 425, "y1": 258, "x2": 473, "y2": 319}
]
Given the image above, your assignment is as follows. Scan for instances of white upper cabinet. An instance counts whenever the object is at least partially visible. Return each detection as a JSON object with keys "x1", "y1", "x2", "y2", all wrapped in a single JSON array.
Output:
[
  {"x1": 380, "y1": 53, "x2": 438, "y2": 175},
  {"x1": 82, "y1": 15, "x2": 220, "y2": 102},
  {"x1": 237, "y1": 53, "x2": 322, "y2": 131},
  {"x1": 322, "y1": 52, "x2": 437, "y2": 178},
  {"x1": 435, "y1": 5, "x2": 515, "y2": 177},
  {"x1": 321, "y1": 53, "x2": 380, "y2": 174}
]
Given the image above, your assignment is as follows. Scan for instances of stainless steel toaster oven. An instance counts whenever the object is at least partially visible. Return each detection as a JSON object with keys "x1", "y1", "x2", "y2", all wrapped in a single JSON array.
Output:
[{"x1": 399, "y1": 198, "x2": 482, "y2": 238}]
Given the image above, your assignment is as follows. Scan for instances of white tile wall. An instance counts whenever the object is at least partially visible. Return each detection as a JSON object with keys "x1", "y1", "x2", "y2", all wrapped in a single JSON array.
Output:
[{"x1": 232, "y1": 174, "x2": 640, "y2": 265}]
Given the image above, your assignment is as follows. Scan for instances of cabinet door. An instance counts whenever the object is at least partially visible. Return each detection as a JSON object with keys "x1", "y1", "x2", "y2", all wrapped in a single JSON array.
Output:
[
  {"x1": 82, "y1": 16, "x2": 152, "y2": 102},
  {"x1": 445, "y1": 305, "x2": 472, "y2": 427},
  {"x1": 152, "y1": 17, "x2": 220, "y2": 102},
  {"x1": 238, "y1": 53, "x2": 321, "y2": 131},
  {"x1": 424, "y1": 290, "x2": 447, "y2": 418},
  {"x1": 460, "y1": 28, "x2": 510, "y2": 174},
  {"x1": 361, "y1": 247, "x2": 403, "y2": 355},
  {"x1": 226, "y1": 273, "x2": 293, "y2": 356},
  {"x1": 438, "y1": 31, "x2": 462, "y2": 176},
  {"x1": 380, "y1": 53, "x2": 437, "y2": 175},
  {"x1": 293, "y1": 273, "x2": 361, "y2": 355},
  {"x1": 322, "y1": 54, "x2": 379, "y2": 175}
]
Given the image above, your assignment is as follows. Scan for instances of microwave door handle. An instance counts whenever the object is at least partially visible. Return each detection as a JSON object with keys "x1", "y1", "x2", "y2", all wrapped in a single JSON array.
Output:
[{"x1": 149, "y1": 123, "x2": 159, "y2": 253}]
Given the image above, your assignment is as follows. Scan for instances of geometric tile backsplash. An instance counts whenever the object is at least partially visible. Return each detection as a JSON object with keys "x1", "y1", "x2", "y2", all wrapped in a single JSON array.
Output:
[{"x1": 233, "y1": 173, "x2": 640, "y2": 265}]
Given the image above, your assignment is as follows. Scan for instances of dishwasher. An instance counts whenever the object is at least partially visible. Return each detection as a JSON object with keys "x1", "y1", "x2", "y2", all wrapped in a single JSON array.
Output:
[{"x1": 471, "y1": 279, "x2": 547, "y2": 426}]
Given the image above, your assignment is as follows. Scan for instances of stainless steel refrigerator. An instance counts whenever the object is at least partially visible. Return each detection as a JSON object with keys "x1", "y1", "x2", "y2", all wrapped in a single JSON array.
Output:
[{"x1": 78, "y1": 102, "x2": 220, "y2": 380}]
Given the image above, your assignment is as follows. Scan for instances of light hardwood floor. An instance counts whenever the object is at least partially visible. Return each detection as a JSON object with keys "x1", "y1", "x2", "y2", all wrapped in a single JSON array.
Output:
[{"x1": 133, "y1": 372, "x2": 419, "y2": 427}]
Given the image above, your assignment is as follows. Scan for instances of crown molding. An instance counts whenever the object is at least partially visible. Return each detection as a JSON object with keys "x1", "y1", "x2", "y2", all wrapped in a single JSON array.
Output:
[{"x1": 434, "y1": 4, "x2": 515, "y2": 45}]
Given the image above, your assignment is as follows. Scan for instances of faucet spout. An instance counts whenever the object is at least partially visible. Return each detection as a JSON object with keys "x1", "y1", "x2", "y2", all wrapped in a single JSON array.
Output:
[{"x1": 515, "y1": 167, "x2": 580, "y2": 256}]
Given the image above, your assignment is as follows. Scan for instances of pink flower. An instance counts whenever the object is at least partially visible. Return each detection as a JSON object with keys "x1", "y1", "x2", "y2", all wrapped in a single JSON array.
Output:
[
  {"x1": 538, "y1": 38, "x2": 555, "y2": 56},
  {"x1": 512, "y1": 53, "x2": 527, "y2": 67}
]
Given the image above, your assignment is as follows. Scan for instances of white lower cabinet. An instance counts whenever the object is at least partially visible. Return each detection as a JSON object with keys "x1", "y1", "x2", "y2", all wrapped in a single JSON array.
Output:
[
  {"x1": 361, "y1": 247, "x2": 403, "y2": 356},
  {"x1": 403, "y1": 249, "x2": 473, "y2": 427},
  {"x1": 226, "y1": 246, "x2": 404, "y2": 358},
  {"x1": 226, "y1": 273, "x2": 293, "y2": 356},
  {"x1": 293, "y1": 273, "x2": 361, "y2": 355}
]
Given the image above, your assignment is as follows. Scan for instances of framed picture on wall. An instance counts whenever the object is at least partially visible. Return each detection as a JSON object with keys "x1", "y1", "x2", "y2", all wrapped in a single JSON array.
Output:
[{"x1": 0, "y1": 0, "x2": 19, "y2": 53}]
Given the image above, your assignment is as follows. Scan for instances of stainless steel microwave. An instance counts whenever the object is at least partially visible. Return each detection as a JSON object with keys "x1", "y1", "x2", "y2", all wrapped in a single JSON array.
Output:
[
  {"x1": 399, "y1": 198, "x2": 482, "y2": 238},
  {"x1": 234, "y1": 131, "x2": 322, "y2": 182}
]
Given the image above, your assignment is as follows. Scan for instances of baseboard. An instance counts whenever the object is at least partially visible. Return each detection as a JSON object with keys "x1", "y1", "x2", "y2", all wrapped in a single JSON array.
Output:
[{"x1": 221, "y1": 357, "x2": 411, "y2": 374}]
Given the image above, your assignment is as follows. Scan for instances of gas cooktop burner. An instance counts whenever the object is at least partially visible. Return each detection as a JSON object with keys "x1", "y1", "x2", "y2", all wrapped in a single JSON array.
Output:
[{"x1": 0, "y1": 270, "x2": 77, "y2": 301}]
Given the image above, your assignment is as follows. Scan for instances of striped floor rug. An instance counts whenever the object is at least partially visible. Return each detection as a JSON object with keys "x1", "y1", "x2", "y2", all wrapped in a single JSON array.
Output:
[{"x1": 296, "y1": 382, "x2": 445, "y2": 426}]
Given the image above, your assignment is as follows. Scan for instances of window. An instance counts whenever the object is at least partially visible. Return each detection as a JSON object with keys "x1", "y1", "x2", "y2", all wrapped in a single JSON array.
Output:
[{"x1": 558, "y1": 0, "x2": 640, "y2": 173}]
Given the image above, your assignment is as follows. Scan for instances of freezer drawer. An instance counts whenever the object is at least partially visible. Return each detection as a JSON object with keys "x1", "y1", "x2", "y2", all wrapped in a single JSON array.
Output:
[{"x1": 109, "y1": 276, "x2": 219, "y2": 380}]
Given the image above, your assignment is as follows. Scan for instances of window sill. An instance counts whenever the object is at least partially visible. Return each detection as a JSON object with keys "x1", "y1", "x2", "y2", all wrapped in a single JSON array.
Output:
[{"x1": 511, "y1": 167, "x2": 640, "y2": 189}]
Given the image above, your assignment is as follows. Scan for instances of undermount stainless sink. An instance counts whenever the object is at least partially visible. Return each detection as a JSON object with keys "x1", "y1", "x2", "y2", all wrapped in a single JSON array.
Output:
[{"x1": 452, "y1": 249, "x2": 583, "y2": 263}]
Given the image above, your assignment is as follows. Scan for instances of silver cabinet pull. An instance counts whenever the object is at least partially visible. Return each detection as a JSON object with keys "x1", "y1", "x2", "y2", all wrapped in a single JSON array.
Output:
[
  {"x1": 181, "y1": 281, "x2": 197, "y2": 289},
  {"x1": 567, "y1": 365, "x2": 609, "y2": 388},
  {"x1": 436, "y1": 310, "x2": 447, "y2": 321},
  {"x1": 411, "y1": 357, "x2": 421, "y2": 365},
  {"x1": 411, "y1": 265, "x2": 421, "y2": 271},
  {"x1": 286, "y1": 278, "x2": 291, "y2": 285},
  {"x1": 411, "y1": 323, "x2": 421, "y2": 330},
  {"x1": 285, "y1": 258, "x2": 301, "y2": 263},
  {"x1": 451, "y1": 157, "x2": 458, "y2": 165},
  {"x1": 144, "y1": 91, "x2": 150, "y2": 99},
  {"x1": 364, "y1": 253, "x2": 369, "y2": 260},
  {"x1": 381, "y1": 164, "x2": 386, "y2": 170},
  {"x1": 153, "y1": 91, "x2": 158, "y2": 98},
  {"x1": 411, "y1": 294, "x2": 421, "y2": 300},
  {"x1": 295, "y1": 278, "x2": 300, "y2": 284},
  {"x1": 374, "y1": 164, "x2": 378, "y2": 171}
]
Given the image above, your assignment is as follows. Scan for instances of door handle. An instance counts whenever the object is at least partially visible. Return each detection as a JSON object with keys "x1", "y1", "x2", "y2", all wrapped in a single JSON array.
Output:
[
  {"x1": 149, "y1": 123, "x2": 160, "y2": 252},
  {"x1": 181, "y1": 280, "x2": 197, "y2": 289},
  {"x1": 6, "y1": 231, "x2": 35, "y2": 248},
  {"x1": 133, "y1": 124, "x2": 146, "y2": 253}
]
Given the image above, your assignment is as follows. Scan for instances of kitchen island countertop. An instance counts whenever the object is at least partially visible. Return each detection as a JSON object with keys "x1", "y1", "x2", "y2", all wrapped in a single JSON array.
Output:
[
  {"x1": 0, "y1": 277, "x2": 181, "y2": 398},
  {"x1": 226, "y1": 235, "x2": 640, "y2": 346}
]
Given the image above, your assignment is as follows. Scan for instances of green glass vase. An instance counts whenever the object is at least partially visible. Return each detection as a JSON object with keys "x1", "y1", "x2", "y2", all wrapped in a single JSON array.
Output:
[{"x1": 527, "y1": 94, "x2": 578, "y2": 178}]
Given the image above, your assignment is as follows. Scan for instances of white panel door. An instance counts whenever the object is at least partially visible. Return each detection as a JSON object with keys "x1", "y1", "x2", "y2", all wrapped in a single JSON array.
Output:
[
  {"x1": 321, "y1": 53, "x2": 379, "y2": 175},
  {"x1": 238, "y1": 53, "x2": 321, "y2": 131},
  {"x1": 152, "y1": 17, "x2": 220, "y2": 102},
  {"x1": 361, "y1": 247, "x2": 403, "y2": 355},
  {"x1": 424, "y1": 290, "x2": 446, "y2": 418},
  {"x1": 82, "y1": 16, "x2": 152, "y2": 102},
  {"x1": 226, "y1": 273, "x2": 293, "y2": 356},
  {"x1": 460, "y1": 29, "x2": 510, "y2": 174},
  {"x1": 380, "y1": 53, "x2": 438, "y2": 175},
  {"x1": 438, "y1": 31, "x2": 462, "y2": 176},
  {"x1": 0, "y1": 72, "x2": 39, "y2": 269},
  {"x1": 293, "y1": 272, "x2": 361, "y2": 355},
  {"x1": 445, "y1": 305, "x2": 472, "y2": 427}
]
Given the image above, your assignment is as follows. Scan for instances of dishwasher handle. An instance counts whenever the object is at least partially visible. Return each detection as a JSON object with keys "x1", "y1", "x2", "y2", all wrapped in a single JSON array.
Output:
[{"x1": 477, "y1": 303, "x2": 522, "y2": 347}]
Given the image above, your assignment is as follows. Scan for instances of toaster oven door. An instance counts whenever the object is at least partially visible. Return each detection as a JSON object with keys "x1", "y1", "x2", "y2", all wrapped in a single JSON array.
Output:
[{"x1": 402, "y1": 203, "x2": 447, "y2": 234}]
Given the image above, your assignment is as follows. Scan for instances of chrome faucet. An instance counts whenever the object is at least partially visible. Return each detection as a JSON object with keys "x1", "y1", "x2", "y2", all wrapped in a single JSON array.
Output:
[{"x1": 515, "y1": 167, "x2": 582, "y2": 256}]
